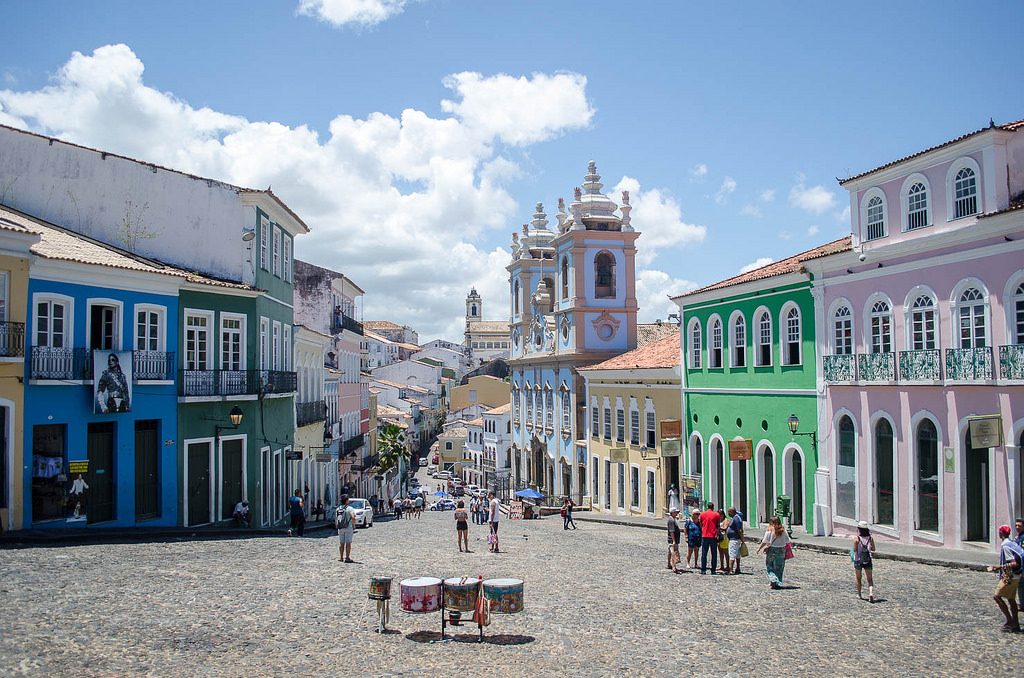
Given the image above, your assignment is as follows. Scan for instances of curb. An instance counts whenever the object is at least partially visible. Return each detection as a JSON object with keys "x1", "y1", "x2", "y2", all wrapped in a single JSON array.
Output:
[{"x1": 574, "y1": 515, "x2": 990, "y2": 572}]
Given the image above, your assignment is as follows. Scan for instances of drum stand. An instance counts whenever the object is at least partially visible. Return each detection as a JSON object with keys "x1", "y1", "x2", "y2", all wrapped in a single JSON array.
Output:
[
  {"x1": 375, "y1": 597, "x2": 390, "y2": 633},
  {"x1": 439, "y1": 581, "x2": 484, "y2": 642}
]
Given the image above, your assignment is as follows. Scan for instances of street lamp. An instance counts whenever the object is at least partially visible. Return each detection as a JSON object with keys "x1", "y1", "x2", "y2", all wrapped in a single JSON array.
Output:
[
  {"x1": 785, "y1": 414, "x2": 818, "y2": 537},
  {"x1": 210, "y1": 406, "x2": 244, "y2": 439}
]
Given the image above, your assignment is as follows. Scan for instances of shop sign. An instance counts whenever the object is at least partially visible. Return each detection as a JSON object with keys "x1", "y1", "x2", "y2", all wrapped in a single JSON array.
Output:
[
  {"x1": 315, "y1": 453, "x2": 332, "y2": 463},
  {"x1": 67, "y1": 459, "x2": 90, "y2": 523},
  {"x1": 660, "y1": 419, "x2": 682, "y2": 439},
  {"x1": 286, "y1": 450, "x2": 303, "y2": 461},
  {"x1": 509, "y1": 501, "x2": 525, "y2": 520},
  {"x1": 661, "y1": 439, "x2": 682, "y2": 458},
  {"x1": 680, "y1": 475, "x2": 701, "y2": 507},
  {"x1": 728, "y1": 439, "x2": 753, "y2": 461},
  {"x1": 943, "y1": 447, "x2": 955, "y2": 474},
  {"x1": 610, "y1": 447, "x2": 628, "y2": 463},
  {"x1": 969, "y1": 415, "x2": 1003, "y2": 448}
]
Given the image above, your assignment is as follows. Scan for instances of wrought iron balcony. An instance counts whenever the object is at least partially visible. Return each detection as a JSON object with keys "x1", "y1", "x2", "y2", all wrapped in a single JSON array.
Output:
[
  {"x1": 343, "y1": 433, "x2": 365, "y2": 455},
  {"x1": 823, "y1": 354, "x2": 856, "y2": 382},
  {"x1": 133, "y1": 351, "x2": 174, "y2": 381},
  {"x1": 857, "y1": 352, "x2": 895, "y2": 382},
  {"x1": 945, "y1": 347, "x2": 993, "y2": 380},
  {"x1": 30, "y1": 347, "x2": 91, "y2": 380},
  {"x1": 178, "y1": 369, "x2": 297, "y2": 397},
  {"x1": 899, "y1": 349, "x2": 941, "y2": 381},
  {"x1": 0, "y1": 322, "x2": 25, "y2": 358},
  {"x1": 1001, "y1": 345, "x2": 1024, "y2": 380},
  {"x1": 331, "y1": 313, "x2": 363, "y2": 336},
  {"x1": 296, "y1": 400, "x2": 326, "y2": 427}
]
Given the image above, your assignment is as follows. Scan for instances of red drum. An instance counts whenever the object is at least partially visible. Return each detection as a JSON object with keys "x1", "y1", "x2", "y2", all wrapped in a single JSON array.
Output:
[
  {"x1": 400, "y1": 577, "x2": 442, "y2": 613},
  {"x1": 443, "y1": 577, "x2": 482, "y2": 612}
]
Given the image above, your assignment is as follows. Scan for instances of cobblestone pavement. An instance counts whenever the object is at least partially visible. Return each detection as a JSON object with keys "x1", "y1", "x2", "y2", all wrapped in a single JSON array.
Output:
[{"x1": 0, "y1": 511, "x2": 1019, "y2": 677}]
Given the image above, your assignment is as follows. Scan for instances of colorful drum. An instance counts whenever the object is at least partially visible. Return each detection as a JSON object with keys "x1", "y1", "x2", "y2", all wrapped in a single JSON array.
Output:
[
  {"x1": 400, "y1": 577, "x2": 442, "y2": 613},
  {"x1": 369, "y1": 576, "x2": 393, "y2": 601},
  {"x1": 482, "y1": 578, "x2": 524, "y2": 614},
  {"x1": 443, "y1": 577, "x2": 482, "y2": 612}
]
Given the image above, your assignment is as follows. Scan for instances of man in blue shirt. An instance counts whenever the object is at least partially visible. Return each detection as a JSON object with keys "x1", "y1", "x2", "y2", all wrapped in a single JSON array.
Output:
[{"x1": 726, "y1": 507, "x2": 744, "y2": 575}]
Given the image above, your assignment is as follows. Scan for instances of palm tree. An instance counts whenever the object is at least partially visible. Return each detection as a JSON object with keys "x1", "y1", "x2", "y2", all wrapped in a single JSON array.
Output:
[{"x1": 377, "y1": 422, "x2": 409, "y2": 498}]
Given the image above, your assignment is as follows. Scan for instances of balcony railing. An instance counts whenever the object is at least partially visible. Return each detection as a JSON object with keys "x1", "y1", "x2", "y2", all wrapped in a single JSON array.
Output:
[
  {"x1": 30, "y1": 347, "x2": 91, "y2": 380},
  {"x1": 945, "y1": 346, "x2": 993, "y2": 380},
  {"x1": 899, "y1": 349, "x2": 941, "y2": 381},
  {"x1": 133, "y1": 350, "x2": 174, "y2": 381},
  {"x1": 823, "y1": 354, "x2": 856, "y2": 382},
  {"x1": 1001, "y1": 344, "x2": 1024, "y2": 380},
  {"x1": 331, "y1": 313, "x2": 363, "y2": 336},
  {"x1": 296, "y1": 400, "x2": 326, "y2": 427},
  {"x1": 178, "y1": 369, "x2": 297, "y2": 397},
  {"x1": 857, "y1": 351, "x2": 896, "y2": 382},
  {"x1": 0, "y1": 322, "x2": 25, "y2": 358},
  {"x1": 343, "y1": 433, "x2": 365, "y2": 455}
]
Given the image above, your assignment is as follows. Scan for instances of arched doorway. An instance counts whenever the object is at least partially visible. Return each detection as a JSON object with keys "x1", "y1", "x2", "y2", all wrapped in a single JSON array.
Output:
[
  {"x1": 965, "y1": 429, "x2": 989, "y2": 542},
  {"x1": 784, "y1": 446, "x2": 804, "y2": 527},
  {"x1": 732, "y1": 459, "x2": 749, "y2": 522},
  {"x1": 875, "y1": 419, "x2": 894, "y2": 526},
  {"x1": 712, "y1": 439, "x2": 725, "y2": 508},
  {"x1": 916, "y1": 419, "x2": 939, "y2": 532},
  {"x1": 759, "y1": 445, "x2": 775, "y2": 524},
  {"x1": 690, "y1": 435, "x2": 703, "y2": 477}
]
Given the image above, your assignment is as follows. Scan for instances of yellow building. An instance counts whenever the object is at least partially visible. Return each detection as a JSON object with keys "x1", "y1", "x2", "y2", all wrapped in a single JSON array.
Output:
[
  {"x1": 580, "y1": 331, "x2": 681, "y2": 519},
  {"x1": 436, "y1": 425, "x2": 469, "y2": 480},
  {"x1": 447, "y1": 375, "x2": 509, "y2": 418},
  {"x1": 0, "y1": 220, "x2": 39, "y2": 531}
]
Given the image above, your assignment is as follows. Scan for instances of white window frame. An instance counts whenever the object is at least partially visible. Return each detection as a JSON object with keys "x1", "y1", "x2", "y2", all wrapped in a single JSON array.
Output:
[
  {"x1": 133, "y1": 303, "x2": 166, "y2": 353},
  {"x1": 86, "y1": 298, "x2": 124, "y2": 352},
  {"x1": 615, "y1": 399, "x2": 625, "y2": 443},
  {"x1": 729, "y1": 311, "x2": 746, "y2": 368},
  {"x1": 560, "y1": 384, "x2": 570, "y2": 430},
  {"x1": 259, "y1": 215, "x2": 269, "y2": 271},
  {"x1": 754, "y1": 306, "x2": 772, "y2": 367},
  {"x1": 629, "y1": 399, "x2": 640, "y2": 446},
  {"x1": 184, "y1": 309, "x2": 214, "y2": 371},
  {"x1": 860, "y1": 187, "x2": 888, "y2": 241},
  {"x1": 603, "y1": 398, "x2": 612, "y2": 440},
  {"x1": 282, "y1": 324, "x2": 292, "y2": 371},
  {"x1": 904, "y1": 286, "x2": 939, "y2": 352},
  {"x1": 901, "y1": 173, "x2": 931, "y2": 231},
  {"x1": 644, "y1": 398, "x2": 656, "y2": 449},
  {"x1": 946, "y1": 156, "x2": 982, "y2": 221},
  {"x1": 220, "y1": 312, "x2": 247, "y2": 371},
  {"x1": 688, "y1": 318, "x2": 702, "y2": 369},
  {"x1": 259, "y1": 317, "x2": 270, "y2": 370},
  {"x1": 1004, "y1": 270, "x2": 1024, "y2": 345},
  {"x1": 282, "y1": 235, "x2": 292, "y2": 283},
  {"x1": 0, "y1": 271, "x2": 8, "y2": 322},
  {"x1": 591, "y1": 398, "x2": 599, "y2": 437},
  {"x1": 862, "y1": 293, "x2": 893, "y2": 354},
  {"x1": 630, "y1": 463, "x2": 641, "y2": 509},
  {"x1": 708, "y1": 314, "x2": 723, "y2": 369},
  {"x1": 272, "y1": 226, "x2": 282, "y2": 278},
  {"x1": 949, "y1": 278, "x2": 990, "y2": 350},
  {"x1": 32, "y1": 293, "x2": 74, "y2": 349},
  {"x1": 830, "y1": 301, "x2": 853, "y2": 356},
  {"x1": 780, "y1": 302, "x2": 802, "y2": 366}
]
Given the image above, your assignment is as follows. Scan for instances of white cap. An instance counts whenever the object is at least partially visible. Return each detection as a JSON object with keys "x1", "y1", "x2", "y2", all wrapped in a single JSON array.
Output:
[{"x1": 857, "y1": 520, "x2": 869, "y2": 529}]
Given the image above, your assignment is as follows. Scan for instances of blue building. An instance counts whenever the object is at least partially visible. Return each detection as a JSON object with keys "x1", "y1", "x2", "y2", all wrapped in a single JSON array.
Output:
[
  {"x1": 14, "y1": 207, "x2": 223, "y2": 528},
  {"x1": 507, "y1": 162, "x2": 640, "y2": 501}
]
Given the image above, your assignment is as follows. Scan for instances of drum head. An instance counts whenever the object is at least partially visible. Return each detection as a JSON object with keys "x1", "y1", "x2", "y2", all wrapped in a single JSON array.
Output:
[
  {"x1": 402, "y1": 576, "x2": 441, "y2": 587},
  {"x1": 483, "y1": 578, "x2": 523, "y2": 587},
  {"x1": 443, "y1": 577, "x2": 482, "y2": 586}
]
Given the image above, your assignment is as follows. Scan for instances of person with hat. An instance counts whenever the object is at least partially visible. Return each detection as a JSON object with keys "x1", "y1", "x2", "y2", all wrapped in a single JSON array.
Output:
[
  {"x1": 989, "y1": 524, "x2": 1024, "y2": 632},
  {"x1": 232, "y1": 500, "x2": 251, "y2": 528},
  {"x1": 684, "y1": 509, "x2": 703, "y2": 570},
  {"x1": 666, "y1": 507, "x2": 682, "y2": 573},
  {"x1": 852, "y1": 520, "x2": 877, "y2": 602}
]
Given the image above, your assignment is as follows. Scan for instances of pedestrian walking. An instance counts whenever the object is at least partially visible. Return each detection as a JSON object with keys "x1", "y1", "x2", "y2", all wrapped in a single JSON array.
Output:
[
  {"x1": 454, "y1": 500, "x2": 471, "y2": 552},
  {"x1": 684, "y1": 509, "x2": 702, "y2": 570},
  {"x1": 717, "y1": 509, "x2": 730, "y2": 574},
  {"x1": 699, "y1": 502, "x2": 720, "y2": 575},
  {"x1": 487, "y1": 491, "x2": 501, "y2": 553},
  {"x1": 852, "y1": 520, "x2": 877, "y2": 602},
  {"x1": 289, "y1": 489, "x2": 305, "y2": 536},
  {"x1": 666, "y1": 507, "x2": 682, "y2": 573},
  {"x1": 562, "y1": 497, "x2": 577, "y2": 530},
  {"x1": 1015, "y1": 518, "x2": 1024, "y2": 613},
  {"x1": 757, "y1": 516, "x2": 792, "y2": 589},
  {"x1": 990, "y1": 524, "x2": 1024, "y2": 632},
  {"x1": 668, "y1": 484, "x2": 680, "y2": 513},
  {"x1": 404, "y1": 497, "x2": 412, "y2": 519},
  {"x1": 726, "y1": 507, "x2": 744, "y2": 574},
  {"x1": 393, "y1": 496, "x2": 402, "y2": 520},
  {"x1": 469, "y1": 496, "x2": 479, "y2": 524},
  {"x1": 335, "y1": 495, "x2": 355, "y2": 563},
  {"x1": 414, "y1": 494, "x2": 423, "y2": 517}
]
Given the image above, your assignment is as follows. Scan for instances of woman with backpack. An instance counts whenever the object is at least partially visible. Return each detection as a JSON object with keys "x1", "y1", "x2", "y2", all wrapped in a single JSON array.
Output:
[
  {"x1": 335, "y1": 495, "x2": 356, "y2": 563},
  {"x1": 852, "y1": 520, "x2": 877, "y2": 602}
]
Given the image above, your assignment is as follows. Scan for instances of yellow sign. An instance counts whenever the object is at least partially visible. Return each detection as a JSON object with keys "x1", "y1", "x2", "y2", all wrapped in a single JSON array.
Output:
[
  {"x1": 969, "y1": 415, "x2": 1003, "y2": 448},
  {"x1": 610, "y1": 447, "x2": 629, "y2": 463},
  {"x1": 68, "y1": 460, "x2": 89, "y2": 474}
]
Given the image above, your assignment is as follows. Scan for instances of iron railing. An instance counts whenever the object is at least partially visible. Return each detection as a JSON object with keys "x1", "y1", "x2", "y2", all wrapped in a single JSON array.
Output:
[
  {"x1": 857, "y1": 351, "x2": 896, "y2": 382},
  {"x1": 296, "y1": 400, "x2": 326, "y2": 427},
  {"x1": 30, "y1": 347, "x2": 91, "y2": 380},
  {"x1": 178, "y1": 369, "x2": 297, "y2": 397},
  {"x1": 1000, "y1": 344, "x2": 1024, "y2": 380},
  {"x1": 331, "y1": 313, "x2": 363, "y2": 336},
  {"x1": 133, "y1": 350, "x2": 174, "y2": 381},
  {"x1": 343, "y1": 434, "x2": 365, "y2": 455},
  {"x1": 946, "y1": 347, "x2": 993, "y2": 381},
  {"x1": 0, "y1": 322, "x2": 25, "y2": 358},
  {"x1": 823, "y1": 354, "x2": 856, "y2": 382},
  {"x1": 899, "y1": 349, "x2": 942, "y2": 381}
]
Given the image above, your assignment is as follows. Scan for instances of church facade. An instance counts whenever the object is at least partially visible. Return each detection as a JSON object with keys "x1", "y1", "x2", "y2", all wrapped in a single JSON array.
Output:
[
  {"x1": 463, "y1": 288, "x2": 510, "y2": 367},
  {"x1": 507, "y1": 162, "x2": 640, "y2": 501}
]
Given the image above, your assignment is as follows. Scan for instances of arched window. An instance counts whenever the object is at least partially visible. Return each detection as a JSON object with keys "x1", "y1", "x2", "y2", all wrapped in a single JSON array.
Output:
[
  {"x1": 1014, "y1": 281, "x2": 1024, "y2": 344},
  {"x1": 916, "y1": 419, "x2": 939, "y2": 532},
  {"x1": 688, "y1": 319, "x2": 702, "y2": 369},
  {"x1": 956, "y1": 287, "x2": 987, "y2": 348},
  {"x1": 544, "y1": 386, "x2": 554, "y2": 429},
  {"x1": 870, "y1": 300, "x2": 892, "y2": 353},
  {"x1": 783, "y1": 306, "x2": 801, "y2": 365},
  {"x1": 709, "y1": 317, "x2": 723, "y2": 368},
  {"x1": 866, "y1": 195, "x2": 886, "y2": 240},
  {"x1": 910, "y1": 295, "x2": 936, "y2": 350},
  {"x1": 560, "y1": 385, "x2": 570, "y2": 429},
  {"x1": 875, "y1": 419, "x2": 894, "y2": 526},
  {"x1": 836, "y1": 415, "x2": 856, "y2": 519},
  {"x1": 560, "y1": 256, "x2": 569, "y2": 300},
  {"x1": 594, "y1": 252, "x2": 615, "y2": 298},
  {"x1": 524, "y1": 383, "x2": 533, "y2": 420},
  {"x1": 731, "y1": 314, "x2": 746, "y2": 367},
  {"x1": 953, "y1": 167, "x2": 978, "y2": 219},
  {"x1": 690, "y1": 435, "x2": 703, "y2": 475},
  {"x1": 534, "y1": 389, "x2": 542, "y2": 426},
  {"x1": 470, "y1": 303, "x2": 477, "y2": 316},
  {"x1": 833, "y1": 305, "x2": 852, "y2": 355},
  {"x1": 513, "y1": 280, "x2": 520, "y2": 315},
  {"x1": 906, "y1": 182, "x2": 929, "y2": 230},
  {"x1": 756, "y1": 310, "x2": 772, "y2": 366}
]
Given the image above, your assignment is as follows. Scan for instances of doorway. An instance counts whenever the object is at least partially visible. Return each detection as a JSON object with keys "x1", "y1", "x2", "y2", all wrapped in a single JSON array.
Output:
[
  {"x1": 134, "y1": 420, "x2": 159, "y2": 520},
  {"x1": 87, "y1": 422, "x2": 115, "y2": 524},
  {"x1": 713, "y1": 439, "x2": 725, "y2": 508},
  {"x1": 875, "y1": 419, "x2": 894, "y2": 526},
  {"x1": 735, "y1": 460, "x2": 749, "y2": 522},
  {"x1": 760, "y1": 446, "x2": 775, "y2": 524},
  {"x1": 187, "y1": 441, "x2": 212, "y2": 526},
  {"x1": 965, "y1": 432, "x2": 989, "y2": 542},
  {"x1": 665, "y1": 455, "x2": 679, "y2": 506},
  {"x1": 789, "y1": 452, "x2": 804, "y2": 526},
  {"x1": 221, "y1": 438, "x2": 244, "y2": 521}
]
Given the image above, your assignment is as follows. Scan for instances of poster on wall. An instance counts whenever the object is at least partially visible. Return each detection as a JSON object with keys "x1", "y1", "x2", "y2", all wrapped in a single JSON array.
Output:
[
  {"x1": 67, "y1": 459, "x2": 89, "y2": 523},
  {"x1": 680, "y1": 474, "x2": 701, "y2": 508},
  {"x1": 93, "y1": 350, "x2": 132, "y2": 413}
]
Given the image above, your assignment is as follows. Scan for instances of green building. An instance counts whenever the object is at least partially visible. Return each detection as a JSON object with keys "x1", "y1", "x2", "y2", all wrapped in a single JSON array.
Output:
[{"x1": 672, "y1": 239, "x2": 850, "y2": 532}]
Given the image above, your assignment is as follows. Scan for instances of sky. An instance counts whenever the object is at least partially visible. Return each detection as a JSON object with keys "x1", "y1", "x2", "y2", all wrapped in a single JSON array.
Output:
[{"x1": 0, "y1": 1, "x2": 1021, "y2": 342}]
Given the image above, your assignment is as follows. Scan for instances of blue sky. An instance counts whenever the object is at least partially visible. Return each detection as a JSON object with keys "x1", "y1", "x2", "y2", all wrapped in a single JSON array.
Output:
[{"x1": 1, "y1": 1, "x2": 1022, "y2": 340}]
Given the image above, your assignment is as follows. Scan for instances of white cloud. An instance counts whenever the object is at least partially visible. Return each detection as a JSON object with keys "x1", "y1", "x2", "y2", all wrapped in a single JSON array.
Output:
[
  {"x1": 635, "y1": 269, "x2": 697, "y2": 323},
  {"x1": 297, "y1": 0, "x2": 408, "y2": 28},
  {"x1": 714, "y1": 176, "x2": 736, "y2": 205},
  {"x1": 837, "y1": 205, "x2": 851, "y2": 223},
  {"x1": 807, "y1": 224, "x2": 820, "y2": 237},
  {"x1": 739, "y1": 257, "x2": 774, "y2": 274},
  {"x1": 778, "y1": 231, "x2": 793, "y2": 240},
  {"x1": 689, "y1": 163, "x2": 708, "y2": 179},
  {"x1": 739, "y1": 204, "x2": 761, "y2": 218},
  {"x1": 759, "y1": 189, "x2": 775, "y2": 202},
  {"x1": 611, "y1": 176, "x2": 707, "y2": 266},
  {"x1": 0, "y1": 44, "x2": 595, "y2": 340},
  {"x1": 788, "y1": 172, "x2": 836, "y2": 215}
]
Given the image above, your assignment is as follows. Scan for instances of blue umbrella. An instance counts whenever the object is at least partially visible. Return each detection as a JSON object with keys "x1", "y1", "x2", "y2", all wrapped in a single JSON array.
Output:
[
  {"x1": 433, "y1": 490, "x2": 449, "y2": 497},
  {"x1": 515, "y1": 488, "x2": 545, "y2": 499}
]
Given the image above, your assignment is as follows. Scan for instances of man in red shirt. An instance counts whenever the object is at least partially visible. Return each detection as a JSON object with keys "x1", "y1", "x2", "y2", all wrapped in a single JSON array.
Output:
[{"x1": 699, "y1": 502, "x2": 721, "y2": 575}]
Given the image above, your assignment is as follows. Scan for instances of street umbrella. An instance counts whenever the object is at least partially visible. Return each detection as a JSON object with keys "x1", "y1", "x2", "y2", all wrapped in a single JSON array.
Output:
[
  {"x1": 433, "y1": 490, "x2": 449, "y2": 497},
  {"x1": 515, "y1": 488, "x2": 545, "y2": 499}
]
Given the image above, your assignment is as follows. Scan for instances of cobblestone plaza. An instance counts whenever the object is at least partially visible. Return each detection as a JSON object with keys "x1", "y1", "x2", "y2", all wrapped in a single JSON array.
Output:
[{"x1": 1, "y1": 513, "x2": 1018, "y2": 676}]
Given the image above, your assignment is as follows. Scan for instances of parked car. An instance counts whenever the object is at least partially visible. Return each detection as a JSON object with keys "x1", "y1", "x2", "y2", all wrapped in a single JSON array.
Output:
[
  {"x1": 465, "y1": 485, "x2": 479, "y2": 495},
  {"x1": 452, "y1": 485, "x2": 465, "y2": 497},
  {"x1": 420, "y1": 456, "x2": 428, "y2": 465},
  {"x1": 343, "y1": 498, "x2": 373, "y2": 528},
  {"x1": 437, "y1": 471, "x2": 453, "y2": 481},
  {"x1": 431, "y1": 499, "x2": 456, "y2": 511}
]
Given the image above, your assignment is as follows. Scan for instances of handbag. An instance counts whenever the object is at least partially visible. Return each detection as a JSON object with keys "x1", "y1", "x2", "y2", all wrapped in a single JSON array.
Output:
[
  {"x1": 784, "y1": 542, "x2": 795, "y2": 560},
  {"x1": 739, "y1": 542, "x2": 749, "y2": 558}
]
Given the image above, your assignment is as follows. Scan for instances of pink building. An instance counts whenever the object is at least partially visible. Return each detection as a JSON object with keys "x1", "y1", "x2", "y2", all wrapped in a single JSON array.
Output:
[{"x1": 808, "y1": 119, "x2": 1024, "y2": 551}]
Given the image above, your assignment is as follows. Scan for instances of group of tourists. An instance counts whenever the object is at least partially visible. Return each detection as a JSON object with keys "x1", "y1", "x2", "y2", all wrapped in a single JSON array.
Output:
[
  {"x1": 991, "y1": 519, "x2": 1024, "y2": 633},
  {"x1": 454, "y1": 491, "x2": 502, "y2": 553},
  {"x1": 392, "y1": 495, "x2": 423, "y2": 519},
  {"x1": 468, "y1": 496, "x2": 489, "y2": 524}
]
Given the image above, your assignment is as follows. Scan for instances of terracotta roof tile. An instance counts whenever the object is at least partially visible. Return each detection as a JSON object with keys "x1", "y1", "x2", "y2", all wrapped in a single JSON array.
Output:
[
  {"x1": 637, "y1": 323, "x2": 679, "y2": 347},
  {"x1": 581, "y1": 331, "x2": 680, "y2": 371},
  {"x1": 364, "y1": 320, "x2": 405, "y2": 330},
  {"x1": 677, "y1": 236, "x2": 852, "y2": 299},
  {"x1": 465, "y1": 418, "x2": 484, "y2": 427},
  {"x1": 485, "y1": 403, "x2": 511, "y2": 415}
]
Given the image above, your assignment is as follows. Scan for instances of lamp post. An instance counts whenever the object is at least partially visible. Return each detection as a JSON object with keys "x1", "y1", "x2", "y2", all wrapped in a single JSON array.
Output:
[
  {"x1": 785, "y1": 414, "x2": 817, "y2": 537},
  {"x1": 213, "y1": 405, "x2": 244, "y2": 439}
]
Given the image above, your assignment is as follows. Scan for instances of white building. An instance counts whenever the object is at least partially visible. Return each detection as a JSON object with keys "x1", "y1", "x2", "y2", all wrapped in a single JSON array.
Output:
[
  {"x1": 464, "y1": 287, "x2": 511, "y2": 367},
  {"x1": 365, "y1": 330, "x2": 400, "y2": 369},
  {"x1": 483, "y1": 403, "x2": 512, "y2": 499}
]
